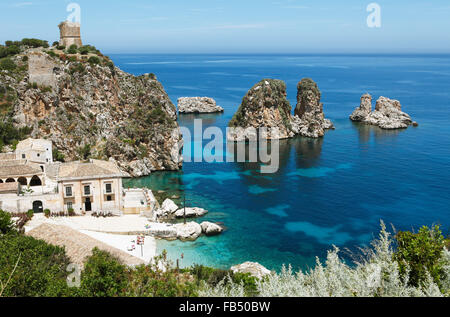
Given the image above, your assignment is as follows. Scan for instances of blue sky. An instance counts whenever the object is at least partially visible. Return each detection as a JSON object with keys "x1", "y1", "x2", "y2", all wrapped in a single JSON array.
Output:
[{"x1": 0, "y1": 0, "x2": 449, "y2": 53}]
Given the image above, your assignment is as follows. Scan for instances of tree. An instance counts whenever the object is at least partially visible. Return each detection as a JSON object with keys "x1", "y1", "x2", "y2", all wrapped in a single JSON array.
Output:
[{"x1": 394, "y1": 225, "x2": 446, "y2": 288}]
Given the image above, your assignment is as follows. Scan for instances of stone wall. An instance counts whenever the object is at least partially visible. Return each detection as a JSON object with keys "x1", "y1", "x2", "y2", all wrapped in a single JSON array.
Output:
[
  {"x1": 28, "y1": 52, "x2": 58, "y2": 89},
  {"x1": 0, "y1": 193, "x2": 61, "y2": 213}
]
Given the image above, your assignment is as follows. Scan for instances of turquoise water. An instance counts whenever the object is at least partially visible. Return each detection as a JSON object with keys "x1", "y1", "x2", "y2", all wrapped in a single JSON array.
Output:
[{"x1": 116, "y1": 54, "x2": 450, "y2": 271}]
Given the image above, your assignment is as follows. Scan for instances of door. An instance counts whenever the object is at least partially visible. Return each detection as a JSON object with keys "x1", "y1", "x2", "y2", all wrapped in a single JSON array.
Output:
[
  {"x1": 33, "y1": 201, "x2": 43, "y2": 213},
  {"x1": 85, "y1": 198, "x2": 92, "y2": 212}
]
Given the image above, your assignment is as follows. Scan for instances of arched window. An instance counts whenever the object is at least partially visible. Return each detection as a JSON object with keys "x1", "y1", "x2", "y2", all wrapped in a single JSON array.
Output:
[
  {"x1": 30, "y1": 175, "x2": 42, "y2": 187},
  {"x1": 5, "y1": 178, "x2": 15, "y2": 183},
  {"x1": 18, "y1": 177, "x2": 27, "y2": 186}
]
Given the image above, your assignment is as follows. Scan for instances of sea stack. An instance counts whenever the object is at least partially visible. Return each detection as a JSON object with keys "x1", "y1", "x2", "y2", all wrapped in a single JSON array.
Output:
[
  {"x1": 350, "y1": 94, "x2": 416, "y2": 129},
  {"x1": 227, "y1": 78, "x2": 334, "y2": 141},
  {"x1": 227, "y1": 79, "x2": 294, "y2": 141},
  {"x1": 178, "y1": 97, "x2": 224, "y2": 113},
  {"x1": 291, "y1": 78, "x2": 334, "y2": 138}
]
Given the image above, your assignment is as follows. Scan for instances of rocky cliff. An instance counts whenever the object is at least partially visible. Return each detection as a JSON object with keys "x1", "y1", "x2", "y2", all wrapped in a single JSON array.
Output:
[
  {"x1": 227, "y1": 78, "x2": 333, "y2": 140},
  {"x1": 350, "y1": 94, "x2": 417, "y2": 129},
  {"x1": 0, "y1": 47, "x2": 183, "y2": 176}
]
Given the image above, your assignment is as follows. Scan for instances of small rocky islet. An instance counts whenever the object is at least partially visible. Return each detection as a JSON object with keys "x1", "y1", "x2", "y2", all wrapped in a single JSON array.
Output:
[
  {"x1": 350, "y1": 93, "x2": 418, "y2": 129},
  {"x1": 177, "y1": 97, "x2": 224, "y2": 113}
]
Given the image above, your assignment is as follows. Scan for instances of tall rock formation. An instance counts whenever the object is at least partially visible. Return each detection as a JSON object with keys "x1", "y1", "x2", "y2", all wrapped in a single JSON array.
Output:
[
  {"x1": 350, "y1": 94, "x2": 416, "y2": 129},
  {"x1": 292, "y1": 78, "x2": 334, "y2": 138},
  {"x1": 0, "y1": 48, "x2": 183, "y2": 177},
  {"x1": 227, "y1": 79, "x2": 294, "y2": 141},
  {"x1": 227, "y1": 78, "x2": 334, "y2": 141}
]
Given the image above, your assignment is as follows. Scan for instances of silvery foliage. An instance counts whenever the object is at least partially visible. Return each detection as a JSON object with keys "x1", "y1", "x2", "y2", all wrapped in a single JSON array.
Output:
[{"x1": 199, "y1": 222, "x2": 448, "y2": 297}]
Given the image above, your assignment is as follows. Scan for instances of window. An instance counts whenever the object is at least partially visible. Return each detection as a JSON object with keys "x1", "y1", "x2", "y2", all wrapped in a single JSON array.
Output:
[
  {"x1": 37, "y1": 153, "x2": 40, "y2": 157},
  {"x1": 65, "y1": 186, "x2": 72, "y2": 197},
  {"x1": 84, "y1": 185, "x2": 90, "y2": 195},
  {"x1": 105, "y1": 183, "x2": 112, "y2": 193},
  {"x1": 106, "y1": 195, "x2": 112, "y2": 201},
  {"x1": 22, "y1": 154, "x2": 25, "y2": 159},
  {"x1": 67, "y1": 202, "x2": 73, "y2": 210}
]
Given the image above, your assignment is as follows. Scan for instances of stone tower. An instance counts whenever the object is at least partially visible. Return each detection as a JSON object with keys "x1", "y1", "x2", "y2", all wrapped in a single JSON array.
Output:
[{"x1": 58, "y1": 21, "x2": 82, "y2": 47}]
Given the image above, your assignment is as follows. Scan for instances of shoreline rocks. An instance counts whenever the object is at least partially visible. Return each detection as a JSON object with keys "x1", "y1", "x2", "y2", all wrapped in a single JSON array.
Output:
[
  {"x1": 174, "y1": 222, "x2": 202, "y2": 241},
  {"x1": 350, "y1": 94, "x2": 416, "y2": 129},
  {"x1": 227, "y1": 78, "x2": 334, "y2": 141},
  {"x1": 155, "y1": 199, "x2": 209, "y2": 220},
  {"x1": 200, "y1": 221, "x2": 224, "y2": 236},
  {"x1": 230, "y1": 262, "x2": 271, "y2": 279},
  {"x1": 178, "y1": 97, "x2": 224, "y2": 113},
  {"x1": 174, "y1": 207, "x2": 208, "y2": 219}
]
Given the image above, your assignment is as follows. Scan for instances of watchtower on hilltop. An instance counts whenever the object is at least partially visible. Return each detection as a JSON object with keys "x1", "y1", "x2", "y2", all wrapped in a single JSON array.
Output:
[{"x1": 58, "y1": 21, "x2": 82, "y2": 48}]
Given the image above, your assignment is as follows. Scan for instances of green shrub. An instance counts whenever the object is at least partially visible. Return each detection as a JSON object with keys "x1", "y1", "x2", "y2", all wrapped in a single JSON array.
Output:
[
  {"x1": 78, "y1": 47, "x2": 89, "y2": 55},
  {"x1": 189, "y1": 265, "x2": 257, "y2": 296},
  {"x1": 0, "y1": 120, "x2": 32, "y2": 148},
  {"x1": 87, "y1": 56, "x2": 100, "y2": 65},
  {"x1": 21, "y1": 38, "x2": 49, "y2": 48},
  {"x1": 77, "y1": 144, "x2": 91, "y2": 160},
  {"x1": 79, "y1": 248, "x2": 127, "y2": 297},
  {"x1": 0, "y1": 58, "x2": 17, "y2": 71},
  {"x1": 44, "y1": 209, "x2": 50, "y2": 218},
  {"x1": 26, "y1": 209, "x2": 34, "y2": 219},
  {"x1": 0, "y1": 209, "x2": 15, "y2": 234},
  {"x1": 57, "y1": 45, "x2": 65, "y2": 50},
  {"x1": 67, "y1": 44, "x2": 78, "y2": 54},
  {"x1": 0, "y1": 233, "x2": 72, "y2": 296},
  {"x1": 395, "y1": 225, "x2": 447, "y2": 288},
  {"x1": 52, "y1": 147, "x2": 65, "y2": 162}
]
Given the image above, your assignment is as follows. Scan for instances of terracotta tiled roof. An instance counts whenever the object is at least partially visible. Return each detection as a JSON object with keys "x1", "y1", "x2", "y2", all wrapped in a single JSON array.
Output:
[
  {"x1": 0, "y1": 162, "x2": 43, "y2": 178},
  {"x1": 0, "y1": 153, "x2": 16, "y2": 161},
  {"x1": 57, "y1": 159, "x2": 129, "y2": 180}
]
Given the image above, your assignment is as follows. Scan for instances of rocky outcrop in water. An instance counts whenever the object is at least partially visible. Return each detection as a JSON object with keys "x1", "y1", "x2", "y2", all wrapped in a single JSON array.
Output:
[
  {"x1": 0, "y1": 47, "x2": 183, "y2": 176},
  {"x1": 174, "y1": 207, "x2": 208, "y2": 219},
  {"x1": 230, "y1": 262, "x2": 272, "y2": 279},
  {"x1": 227, "y1": 79, "x2": 295, "y2": 141},
  {"x1": 291, "y1": 78, "x2": 334, "y2": 138},
  {"x1": 200, "y1": 221, "x2": 223, "y2": 236},
  {"x1": 227, "y1": 78, "x2": 333, "y2": 141},
  {"x1": 178, "y1": 97, "x2": 224, "y2": 113},
  {"x1": 174, "y1": 222, "x2": 202, "y2": 241},
  {"x1": 350, "y1": 94, "x2": 417, "y2": 129}
]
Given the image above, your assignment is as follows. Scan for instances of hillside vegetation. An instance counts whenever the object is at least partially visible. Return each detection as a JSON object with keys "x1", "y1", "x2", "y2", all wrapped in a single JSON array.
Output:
[{"x1": 1, "y1": 210, "x2": 448, "y2": 297}]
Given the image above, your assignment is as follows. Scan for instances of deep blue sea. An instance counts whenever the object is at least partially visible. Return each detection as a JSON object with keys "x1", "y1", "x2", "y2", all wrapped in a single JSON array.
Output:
[{"x1": 113, "y1": 54, "x2": 450, "y2": 271}]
